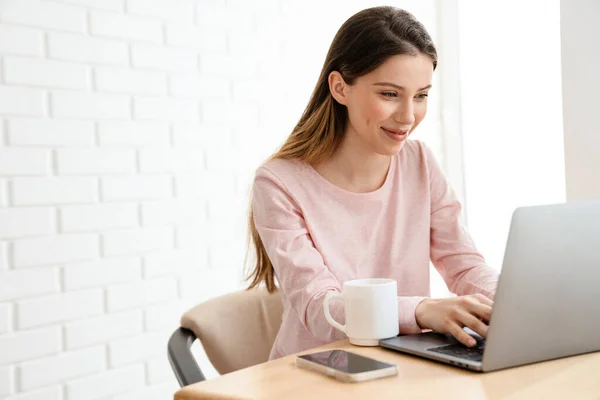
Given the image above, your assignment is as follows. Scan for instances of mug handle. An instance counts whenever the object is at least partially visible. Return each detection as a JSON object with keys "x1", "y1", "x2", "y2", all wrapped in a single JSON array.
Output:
[{"x1": 323, "y1": 292, "x2": 345, "y2": 333}]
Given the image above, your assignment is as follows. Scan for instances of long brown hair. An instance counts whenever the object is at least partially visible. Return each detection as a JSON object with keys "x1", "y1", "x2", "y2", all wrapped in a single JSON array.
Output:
[{"x1": 246, "y1": 6, "x2": 438, "y2": 292}]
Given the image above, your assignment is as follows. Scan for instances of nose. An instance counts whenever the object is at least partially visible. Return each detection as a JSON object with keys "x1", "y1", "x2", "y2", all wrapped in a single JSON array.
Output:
[{"x1": 393, "y1": 100, "x2": 415, "y2": 126}]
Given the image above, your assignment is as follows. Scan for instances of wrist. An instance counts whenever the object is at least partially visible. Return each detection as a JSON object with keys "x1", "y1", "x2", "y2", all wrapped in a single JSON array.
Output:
[{"x1": 415, "y1": 298, "x2": 433, "y2": 329}]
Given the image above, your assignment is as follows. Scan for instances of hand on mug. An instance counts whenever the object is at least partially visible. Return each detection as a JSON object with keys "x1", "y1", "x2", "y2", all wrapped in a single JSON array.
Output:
[{"x1": 415, "y1": 294, "x2": 493, "y2": 347}]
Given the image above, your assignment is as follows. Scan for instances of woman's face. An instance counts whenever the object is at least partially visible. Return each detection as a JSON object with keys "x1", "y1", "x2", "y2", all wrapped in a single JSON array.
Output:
[{"x1": 332, "y1": 54, "x2": 434, "y2": 156}]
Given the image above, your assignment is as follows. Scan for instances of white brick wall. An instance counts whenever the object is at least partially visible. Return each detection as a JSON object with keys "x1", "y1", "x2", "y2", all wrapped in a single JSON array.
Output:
[
  {"x1": 18, "y1": 346, "x2": 106, "y2": 391},
  {"x1": 143, "y1": 301, "x2": 182, "y2": 331},
  {"x1": 65, "y1": 311, "x2": 143, "y2": 350},
  {"x1": 51, "y1": 91, "x2": 130, "y2": 119},
  {"x1": 0, "y1": 87, "x2": 46, "y2": 117},
  {"x1": 95, "y1": 67, "x2": 167, "y2": 95},
  {"x1": 7, "y1": 119, "x2": 95, "y2": 146},
  {"x1": 63, "y1": 257, "x2": 141, "y2": 290},
  {"x1": 0, "y1": 327, "x2": 61, "y2": 365},
  {"x1": 60, "y1": 202, "x2": 138, "y2": 232},
  {"x1": 0, "y1": 366, "x2": 12, "y2": 397},
  {"x1": 12, "y1": 177, "x2": 98, "y2": 205},
  {"x1": 146, "y1": 356, "x2": 175, "y2": 384},
  {"x1": 0, "y1": 207, "x2": 54, "y2": 238},
  {"x1": 112, "y1": 382, "x2": 176, "y2": 400},
  {"x1": 127, "y1": 0, "x2": 195, "y2": 23},
  {"x1": 48, "y1": 33, "x2": 129, "y2": 66},
  {"x1": 66, "y1": 364, "x2": 145, "y2": 400},
  {"x1": 0, "y1": 148, "x2": 50, "y2": 175},
  {"x1": 143, "y1": 248, "x2": 205, "y2": 278},
  {"x1": 0, "y1": 25, "x2": 44, "y2": 57},
  {"x1": 9, "y1": 386, "x2": 63, "y2": 400},
  {"x1": 169, "y1": 74, "x2": 229, "y2": 99},
  {"x1": 0, "y1": 180, "x2": 7, "y2": 209},
  {"x1": 141, "y1": 199, "x2": 204, "y2": 226},
  {"x1": 106, "y1": 277, "x2": 178, "y2": 311},
  {"x1": 16, "y1": 289, "x2": 104, "y2": 329},
  {"x1": 0, "y1": 268, "x2": 60, "y2": 302},
  {"x1": 4, "y1": 57, "x2": 91, "y2": 90},
  {"x1": 97, "y1": 121, "x2": 169, "y2": 146},
  {"x1": 134, "y1": 96, "x2": 199, "y2": 121},
  {"x1": 0, "y1": 1, "x2": 441, "y2": 399},
  {"x1": 174, "y1": 172, "x2": 205, "y2": 198},
  {"x1": 195, "y1": 6, "x2": 254, "y2": 32},
  {"x1": 55, "y1": 0, "x2": 123, "y2": 12},
  {"x1": 165, "y1": 25, "x2": 227, "y2": 52},
  {"x1": 0, "y1": 304, "x2": 11, "y2": 334},
  {"x1": 131, "y1": 44, "x2": 198, "y2": 72},
  {"x1": 138, "y1": 148, "x2": 203, "y2": 172},
  {"x1": 89, "y1": 11, "x2": 163, "y2": 44},
  {"x1": 102, "y1": 227, "x2": 173, "y2": 256},
  {"x1": 56, "y1": 149, "x2": 136, "y2": 175},
  {"x1": 0, "y1": 0, "x2": 86, "y2": 33},
  {"x1": 101, "y1": 175, "x2": 172, "y2": 201},
  {"x1": 108, "y1": 331, "x2": 165, "y2": 367},
  {"x1": 13, "y1": 234, "x2": 99, "y2": 267}
]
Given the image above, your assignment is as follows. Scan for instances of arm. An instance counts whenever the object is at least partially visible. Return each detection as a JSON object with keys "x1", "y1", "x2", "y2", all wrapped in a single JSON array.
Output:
[
  {"x1": 412, "y1": 143, "x2": 498, "y2": 346},
  {"x1": 252, "y1": 167, "x2": 345, "y2": 342},
  {"x1": 424, "y1": 143, "x2": 499, "y2": 299},
  {"x1": 253, "y1": 167, "x2": 426, "y2": 340}
]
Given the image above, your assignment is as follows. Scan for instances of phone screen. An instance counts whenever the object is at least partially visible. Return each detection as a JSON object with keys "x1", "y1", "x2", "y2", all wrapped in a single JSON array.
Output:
[{"x1": 297, "y1": 350, "x2": 395, "y2": 374}]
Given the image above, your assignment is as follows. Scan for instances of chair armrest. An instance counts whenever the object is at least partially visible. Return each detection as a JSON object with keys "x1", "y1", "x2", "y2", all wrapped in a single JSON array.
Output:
[{"x1": 168, "y1": 327, "x2": 206, "y2": 387}]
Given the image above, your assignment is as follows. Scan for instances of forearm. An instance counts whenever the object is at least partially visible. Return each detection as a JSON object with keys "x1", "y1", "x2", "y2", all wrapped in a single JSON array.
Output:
[
  {"x1": 303, "y1": 289, "x2": 347, "y2": 342},
  {"x1": 445, "y1": 262, "x2": 499, "y2": 299},
  {"x1": 398, "y1": 296, "x2": 429, "y2": 334}
]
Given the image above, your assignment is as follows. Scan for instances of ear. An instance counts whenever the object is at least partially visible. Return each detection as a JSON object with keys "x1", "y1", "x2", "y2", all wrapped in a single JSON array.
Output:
[{"x1": 328, "y1": 71, "x2": 349, "y2": 106}]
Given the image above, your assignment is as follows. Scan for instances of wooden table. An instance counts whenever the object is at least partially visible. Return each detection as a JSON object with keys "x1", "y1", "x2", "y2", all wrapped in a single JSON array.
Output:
[{"x1": 174, "y1": 339, "x2": 600, "y2": 400}]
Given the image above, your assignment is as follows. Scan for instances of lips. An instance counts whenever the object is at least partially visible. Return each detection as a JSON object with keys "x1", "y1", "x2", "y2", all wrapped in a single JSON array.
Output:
[{"x1": 382, "y1": 127, "x2": 408, "y2": 135}]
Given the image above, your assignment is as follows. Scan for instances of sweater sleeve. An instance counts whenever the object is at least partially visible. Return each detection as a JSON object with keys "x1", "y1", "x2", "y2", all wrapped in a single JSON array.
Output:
[
  {"x1": 252, "y1": 167, "x2": 346, "y2": 342},
  {"x1": 253, "y1": 165, "x2": 433, "y2": 338},
  {"x1": 422, "y1": 143, "x2": 499, "y2": 299}
]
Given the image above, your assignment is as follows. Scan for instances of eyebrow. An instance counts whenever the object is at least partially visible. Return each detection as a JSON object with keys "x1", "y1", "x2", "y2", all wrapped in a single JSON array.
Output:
[{"x1": 373, "y1": 82, "x2": 432, "y2": 91}]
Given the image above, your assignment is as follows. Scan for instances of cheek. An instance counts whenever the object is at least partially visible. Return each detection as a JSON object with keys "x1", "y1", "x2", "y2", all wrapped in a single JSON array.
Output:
[
  {"x1": 348, "y1": 96, "x2": 378, "y2": 127},
  {"x1": 413, "y1": 103, "x2": 428, "y2": 126},
  {"x1": 361, "y1": 98, "x2": 390, "y2": 127},
  {"x1": 408, "y1": 103, "x2": 428, "y2": 135}
]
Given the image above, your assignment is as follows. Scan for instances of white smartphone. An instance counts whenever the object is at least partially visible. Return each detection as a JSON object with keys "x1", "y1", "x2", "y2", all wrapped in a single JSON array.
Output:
[{"x1": 295, "y1": 349, "x2": 398, "y2": 383}]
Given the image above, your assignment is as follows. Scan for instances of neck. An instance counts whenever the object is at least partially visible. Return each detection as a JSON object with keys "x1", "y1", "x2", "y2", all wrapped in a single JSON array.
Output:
[{"x1": 314, "y1": 128, "x2": 391, "y2": 193}]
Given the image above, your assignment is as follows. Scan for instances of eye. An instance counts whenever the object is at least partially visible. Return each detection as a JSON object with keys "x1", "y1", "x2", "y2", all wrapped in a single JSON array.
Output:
[
  {"x1": 381, "y1": 92, "x2": 397, "y2": 98},
  {"x1": 415, "y1": 93, "x2": 429, "y2": 100}
]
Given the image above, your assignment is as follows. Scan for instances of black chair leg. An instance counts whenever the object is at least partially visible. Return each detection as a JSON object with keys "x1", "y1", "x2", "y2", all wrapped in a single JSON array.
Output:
[{"x1": 168, "y1": 327, "x2": 206, "y2": 387}]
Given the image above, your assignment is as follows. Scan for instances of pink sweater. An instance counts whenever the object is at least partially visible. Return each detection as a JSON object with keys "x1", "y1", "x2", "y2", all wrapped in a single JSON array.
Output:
[{"x1": 252, "y1": 140, "x2": 499, "y2": 360}]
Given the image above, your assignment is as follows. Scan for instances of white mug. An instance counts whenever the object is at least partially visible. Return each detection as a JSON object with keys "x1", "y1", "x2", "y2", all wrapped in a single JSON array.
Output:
[{"x1": 323, "y1": 278, "x2": 399, "y2": 346}]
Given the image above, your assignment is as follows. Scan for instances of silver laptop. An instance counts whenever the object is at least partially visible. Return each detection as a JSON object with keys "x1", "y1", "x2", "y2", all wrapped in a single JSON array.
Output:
[{"x1": 379, "y1": 200, "x2": 600, "y2": 372}]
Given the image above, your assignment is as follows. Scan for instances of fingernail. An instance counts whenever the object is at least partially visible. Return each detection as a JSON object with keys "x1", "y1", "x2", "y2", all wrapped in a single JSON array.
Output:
[{"x1": 469, "y1": 339, "x2": 476, "y2": 346}]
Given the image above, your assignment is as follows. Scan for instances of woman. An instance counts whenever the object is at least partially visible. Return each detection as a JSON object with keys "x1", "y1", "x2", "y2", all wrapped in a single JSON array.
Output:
[{"x1": 246, "y1": 6, "x2": 499, "y2": 360}]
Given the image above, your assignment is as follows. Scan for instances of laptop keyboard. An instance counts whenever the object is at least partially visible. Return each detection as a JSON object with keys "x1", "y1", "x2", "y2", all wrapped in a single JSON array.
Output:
[{"x1": 427, "y1": 339, "x2": 486, "y2": 362}]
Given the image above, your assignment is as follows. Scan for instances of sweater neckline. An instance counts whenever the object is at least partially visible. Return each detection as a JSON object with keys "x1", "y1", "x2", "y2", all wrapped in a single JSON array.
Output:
[{"x1": 305, "y1": 155, "x2": 396, "y2": 199}]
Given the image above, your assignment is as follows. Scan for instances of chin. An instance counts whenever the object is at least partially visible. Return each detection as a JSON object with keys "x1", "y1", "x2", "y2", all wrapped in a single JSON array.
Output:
[{"x1": 378, "y1": 142, "x2": 406, "y2": 156}]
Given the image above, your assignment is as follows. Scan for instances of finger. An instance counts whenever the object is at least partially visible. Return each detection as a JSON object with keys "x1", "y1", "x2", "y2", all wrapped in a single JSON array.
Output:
[
  {"x1": 466, "y1": 302, "x2": 493, "y2": 323},
  {"x1": 458, "y1": 311, "x2": 488, "y2": 339},
  {"x1": 473, "y1": 294, "x2": 494, "y2": 307},
  {"x1": 449, "y1": 323, "x2": 477, "y2": 347}
]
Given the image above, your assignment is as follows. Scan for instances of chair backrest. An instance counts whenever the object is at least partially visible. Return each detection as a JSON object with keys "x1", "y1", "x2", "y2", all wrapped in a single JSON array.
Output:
[{"x1": 180, "y1": 288, "x2": 283, "y2": 375}]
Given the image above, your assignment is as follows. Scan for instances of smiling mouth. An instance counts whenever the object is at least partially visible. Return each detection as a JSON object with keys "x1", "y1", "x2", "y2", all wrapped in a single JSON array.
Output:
[{"x1": 382, "y1": 127, "x2": 408, "y2": 136}]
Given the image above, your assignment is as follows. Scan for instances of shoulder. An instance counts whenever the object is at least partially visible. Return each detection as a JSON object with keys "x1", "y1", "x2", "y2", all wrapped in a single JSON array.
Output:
[
  {"x1": 254, "y1": 157, "x2": 309, "y2": 190},
  {"x1": 253, "y1": 157, "x2": 314, "y2": 201},
  {"x1": 397, "y1": 139, "x2": 434, "y2": 165},
  {"x1": 252, "y1": 158, "x2": 314, "y2": 215},
  {"x1": 256, "y1": 157, "x2": 306, "y2": 180}
]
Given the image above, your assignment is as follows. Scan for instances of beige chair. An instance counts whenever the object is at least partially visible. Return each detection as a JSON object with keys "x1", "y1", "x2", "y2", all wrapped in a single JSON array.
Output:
[{"x1": 168, "y1": 288, "x2": 283, "y2": 387}]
